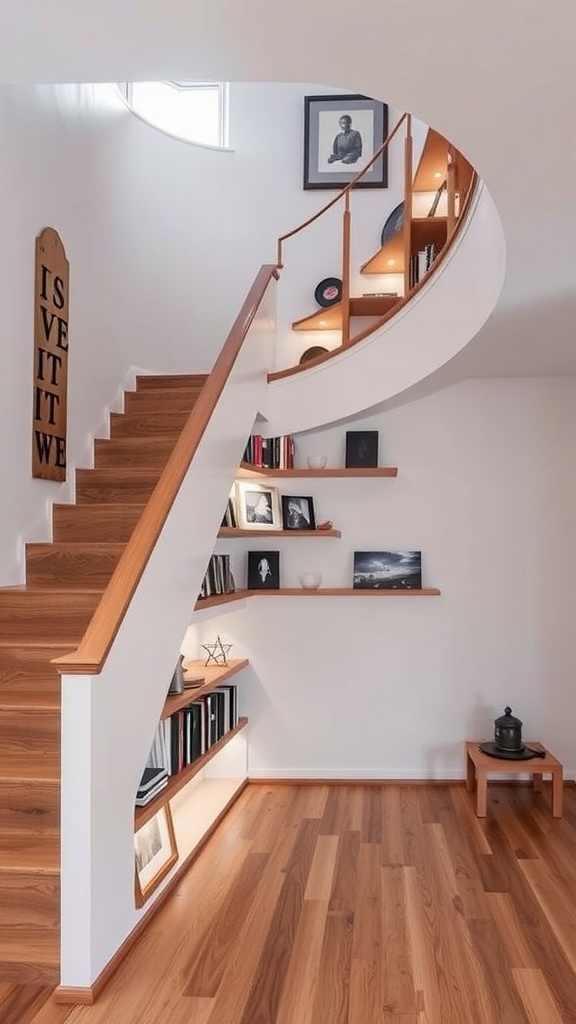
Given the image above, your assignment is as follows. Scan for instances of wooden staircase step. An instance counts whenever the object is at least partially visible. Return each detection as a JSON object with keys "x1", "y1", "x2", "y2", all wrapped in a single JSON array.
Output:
[
  {"x1": 0, "y1": 588, "x2": 100, "y2": 643},
  {"x1": 0, "y1": 872, "x2": 59, "y2": 928},
  {"x1": 94, "y1": 434, "x2": 177, "y2": 468},
  {"x1": 0, "y1": 939, "x2": 59, "y2": 984},
  {"x1": 0, "y1": 835, "x2": 59, "y2": 873},
  {"x1": 0, "y1": 709, "x2": 59, "y2": 755},
  {"x1": 0, "y1": 775, "x2": 59, "y2": 835},
  {"x1": 0, "y1": 643, "x2": 69, "y2": 695},
  {"x1": 26, "y1": 542, "x2": 125, "y2": 588},
  {"x1": 52, "y1": 503, "x2": 145, "y2": 543},
  {"x1": 109, "y1": 408, "x2": 192, "y2": 438},
  {"x1": 75, "y1": 466, "x2": 161, "y2": 504},
  {"x1": 123, "y1": 387, "x2": 203, "y2": 415},
  {"x1": 135, "y1": 373, "x2": 208, "y2": 391}
]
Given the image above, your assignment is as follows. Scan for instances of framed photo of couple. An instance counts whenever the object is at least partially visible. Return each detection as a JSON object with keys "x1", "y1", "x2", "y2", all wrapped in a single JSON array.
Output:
[{"x1": 303, "y1": 94, "x2": 389, "y2": 191}]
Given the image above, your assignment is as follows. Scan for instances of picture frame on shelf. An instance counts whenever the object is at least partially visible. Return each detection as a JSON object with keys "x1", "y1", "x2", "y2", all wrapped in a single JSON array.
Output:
[
  {"x1": 303, "y1": 94, "x2": 388, "y2": 191},
  {"x1": 281, "y1": 495, "x2": 316, "y2": 531},
  {"x1": 247, "y1": 550, "x2": 280, "y2": 590},
  {"x1": 353, "y1": 550, "x2": 422, "y2": 590},
  {"x1": 235, "y1": 481, "x2": 281, "y2": 530},
  {"x1": 134, "y1": 804, "x2": 178, "y2": 907},
  {"x1": 345, "y1": 430, "x2": 379, "y2": 468}
]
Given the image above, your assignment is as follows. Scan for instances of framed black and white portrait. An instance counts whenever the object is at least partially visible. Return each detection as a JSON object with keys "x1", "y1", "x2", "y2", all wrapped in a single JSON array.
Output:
[{"x1": 303, "y1": 94, "x2": 388, "y2": 190}]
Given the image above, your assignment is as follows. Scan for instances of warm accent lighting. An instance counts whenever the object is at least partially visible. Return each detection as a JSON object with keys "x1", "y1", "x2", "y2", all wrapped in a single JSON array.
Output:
[
  {"x1": 387, "y1": 259, "x2": 396, "y2": 266},
  {"x1": 433, "y1": 171, "x2": 443, "y2": 178}
]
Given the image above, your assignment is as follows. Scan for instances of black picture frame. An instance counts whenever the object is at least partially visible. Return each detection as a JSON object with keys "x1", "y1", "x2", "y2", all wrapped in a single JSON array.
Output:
[
  {"x1": 303, "y1": 94, "x2": 388, "y2": 191},
  {"x1": 281, "y1": 495, "x2": 316, "y2": 531},
  {"x1": 345, "y1": 430, "x2": 379, "y2": 468},
  {"x1": 353, "y1": 551, "x2": 422, "y2": 590},
  {"x1": 247, "y1": 550, "x2": 280, "y2": 590}
]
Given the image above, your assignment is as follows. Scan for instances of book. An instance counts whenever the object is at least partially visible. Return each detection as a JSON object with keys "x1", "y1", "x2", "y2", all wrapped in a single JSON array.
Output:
[
  {"x1": 135, "y1": 777, "x2": 169, "y2": 806},
  {"x1": 138, "y1": 765, "x2": 168, "y2": 793}
]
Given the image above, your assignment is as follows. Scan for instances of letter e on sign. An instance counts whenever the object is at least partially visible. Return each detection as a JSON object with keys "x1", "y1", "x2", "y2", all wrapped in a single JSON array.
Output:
[{"x1": 32, "y1": 227, "x2": 69, "y2": 481}]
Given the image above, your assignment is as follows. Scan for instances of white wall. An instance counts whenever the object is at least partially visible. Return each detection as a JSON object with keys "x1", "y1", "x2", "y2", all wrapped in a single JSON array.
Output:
[
  {"x1": 185, "y1": 377, "x2": 576, "y2": 780},
  {"x1": 0, "y1": 81, "x2": 415, "y2": 583}
]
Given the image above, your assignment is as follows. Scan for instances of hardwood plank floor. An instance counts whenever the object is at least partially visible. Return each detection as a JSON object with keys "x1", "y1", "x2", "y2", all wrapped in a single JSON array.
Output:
[{"x1": 10, "y1": 781, "x2": 576, "y2": 1024}]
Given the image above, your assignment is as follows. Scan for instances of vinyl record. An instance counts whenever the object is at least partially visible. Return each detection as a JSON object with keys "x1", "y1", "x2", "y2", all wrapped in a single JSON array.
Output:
[
  {"x1": 380, "y1": 201, "x2": 404, "y2": 247},
  {"x1": 299, "y1": 345, "x2": 328, "y2": 365},
  {"x1": 314, "y1": 277, "x2": 342, "y2": 308}
]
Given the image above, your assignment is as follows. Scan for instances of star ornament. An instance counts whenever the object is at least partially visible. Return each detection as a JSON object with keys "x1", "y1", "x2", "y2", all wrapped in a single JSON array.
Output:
[{"x1": 201, "y1": 635, "x2": 233, "y2": 667}]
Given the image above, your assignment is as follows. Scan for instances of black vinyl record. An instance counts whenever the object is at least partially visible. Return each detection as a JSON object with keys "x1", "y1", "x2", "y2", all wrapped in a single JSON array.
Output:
[
  {"x1": 299, "y1": 345, "x2": 328, "y2": 365},
  {"x1": 380, "y1": 201, "x2": 404, "y2": 247},
  {"x1": 314, "y1": 277, "x2": 342, "y2": 308}
]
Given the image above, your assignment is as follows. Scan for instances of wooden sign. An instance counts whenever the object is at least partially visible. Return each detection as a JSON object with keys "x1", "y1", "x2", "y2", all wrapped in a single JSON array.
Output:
[{"x1": 32, "y1": 227, "x2": 69, "y2": 481}]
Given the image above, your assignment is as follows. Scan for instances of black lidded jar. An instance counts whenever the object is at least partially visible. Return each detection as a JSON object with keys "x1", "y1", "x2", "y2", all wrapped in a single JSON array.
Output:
[{"x1": 494, "y1": 706, "x2": 523, "y2": 752}]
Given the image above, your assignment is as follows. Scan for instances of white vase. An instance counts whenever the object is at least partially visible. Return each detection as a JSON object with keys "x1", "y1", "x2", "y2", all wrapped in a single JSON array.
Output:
[{"x1": 300, "y1": 572, "x2": 322, "y2": 590}]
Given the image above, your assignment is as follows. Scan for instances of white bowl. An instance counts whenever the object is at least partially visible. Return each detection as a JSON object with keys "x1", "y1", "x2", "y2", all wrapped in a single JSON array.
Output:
[
  {"x1": 307, "y1": 455, "x2": 327, "y2": 470},
  {"x1": 300, "y1": 572, "x2": 322, "y2": 590}
]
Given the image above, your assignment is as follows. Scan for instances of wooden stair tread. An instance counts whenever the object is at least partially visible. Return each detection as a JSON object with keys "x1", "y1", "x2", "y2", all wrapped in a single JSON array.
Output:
[
  {"x1": 0, "y1": 693, "x2": 60, "y2": 711},
  {"x1": 134, "y1": 373, "x2": 208, "y2": 390},
  {"x1": 0, "y1": 835, "x2": 59, "y2": 874},
  {"x1": 0, "y1": 754, "x2": 59, "y2": 780}
]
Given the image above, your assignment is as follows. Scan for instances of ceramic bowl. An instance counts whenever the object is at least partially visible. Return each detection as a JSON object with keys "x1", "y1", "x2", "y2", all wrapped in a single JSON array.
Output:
[
  {"x1": 300, "y1": 572, "x2": 322, "y2": 590},
  {"x1": 307, "y1": 455, "x2": 327, "y2": 470}
]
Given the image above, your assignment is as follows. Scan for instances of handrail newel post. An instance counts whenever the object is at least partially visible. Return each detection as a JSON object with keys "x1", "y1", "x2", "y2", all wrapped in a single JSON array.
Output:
[
  {"x1": 341, "y1": 194, "x2": 351, "y2": 346},
  {"x1": 403, "y1": 113, "x2": 413, "y2": 299}
]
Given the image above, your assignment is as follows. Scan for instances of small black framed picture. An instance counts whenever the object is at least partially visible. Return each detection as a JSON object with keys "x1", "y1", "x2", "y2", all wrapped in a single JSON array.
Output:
[
  {"x1": 247, "y1": 550, "x2": 280, "y2": 590},
  {"x1": 345, "y1": 430, "x2": 379, "y2": 468},
  {"x1": 281, "y1": 495, "x2": 316, "y2": 531}
]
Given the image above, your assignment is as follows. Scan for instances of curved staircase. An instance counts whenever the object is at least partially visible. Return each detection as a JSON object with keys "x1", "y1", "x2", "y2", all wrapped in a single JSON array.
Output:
[{"x1": 0, "y1": 373, "x2": 207, "y2": 983}]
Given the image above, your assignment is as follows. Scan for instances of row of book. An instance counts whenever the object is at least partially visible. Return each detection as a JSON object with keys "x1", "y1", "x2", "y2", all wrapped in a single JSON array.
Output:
[
  {"x1": 145, "y1": 683, "x2": 239, "y2": 785},
  {"x1": 242, "y1": 434, "x2": 295, "y2": 469},
  {"x1": 409, "y1": 244, "x2": 438, "y2": 288},
  {"x1": 198, "y1": 553, "x2": 235, "y2": 600}
]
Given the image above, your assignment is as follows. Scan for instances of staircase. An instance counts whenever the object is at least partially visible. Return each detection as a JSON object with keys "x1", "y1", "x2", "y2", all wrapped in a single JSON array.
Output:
[{"x1": 0, "y1": 373, "x2": 207, "y2": 983}]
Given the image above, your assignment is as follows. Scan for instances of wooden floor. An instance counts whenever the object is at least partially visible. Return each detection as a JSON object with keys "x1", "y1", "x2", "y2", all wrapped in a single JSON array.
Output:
[{"x1": 7, "y1": 780, "x2": 576, "y2": 1024}]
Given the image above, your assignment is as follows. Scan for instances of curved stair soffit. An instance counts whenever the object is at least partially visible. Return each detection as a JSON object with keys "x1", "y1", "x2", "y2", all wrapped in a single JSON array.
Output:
[{"x1": 266, "y1": 180, "x2": 506, "y2": 436}]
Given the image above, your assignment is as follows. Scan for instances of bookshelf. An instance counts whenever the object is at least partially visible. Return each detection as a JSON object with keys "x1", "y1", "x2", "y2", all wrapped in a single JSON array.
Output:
[{"x1": 134, "y1": 658, "x2": 250, "y2": 901}]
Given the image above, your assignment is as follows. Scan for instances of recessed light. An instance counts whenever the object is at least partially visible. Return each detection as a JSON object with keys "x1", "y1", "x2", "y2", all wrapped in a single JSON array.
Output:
[{"x1": 387, "y1": 259, "x2": 396, "y2": 266}]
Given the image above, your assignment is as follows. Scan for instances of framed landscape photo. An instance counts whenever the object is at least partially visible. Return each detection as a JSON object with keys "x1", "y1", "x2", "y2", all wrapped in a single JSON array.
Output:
[
  {"x1": 353, "y1": 551, "x2": 422, "y2": 590},
  {"x1": 303, "y1": 94, "x2": 388, "y2": 190},
  {"x1": 345, "y1": 430, "x2": 379, "y2": 468},
  {"x1": 235, "y1": 481, "x2": 281, "y2": 530},
  {"x1": 134, "y1": 805, "x2": 178, "y2": 907},
  {"x1": 247, "y1": 550, "x2": 280, "y2": 590},
  {"x1": 281, "y1": 495, "x2": 316, "y2": 531}
]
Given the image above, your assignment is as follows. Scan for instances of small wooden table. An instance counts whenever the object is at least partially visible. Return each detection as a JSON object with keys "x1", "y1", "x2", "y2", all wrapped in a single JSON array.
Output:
[{"x1": 465, "y1": 741, "x2": 563, "y2": 817}]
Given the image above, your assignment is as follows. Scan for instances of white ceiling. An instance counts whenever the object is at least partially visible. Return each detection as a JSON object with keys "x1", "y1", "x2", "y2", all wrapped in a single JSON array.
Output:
[{"x1": 2, "y1": 0, "x2": 574, "y2": 383}]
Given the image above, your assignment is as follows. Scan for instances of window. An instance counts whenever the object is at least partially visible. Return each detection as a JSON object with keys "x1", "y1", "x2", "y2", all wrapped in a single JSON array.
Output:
[{"x1": 118, "y1": 81, "x2": 228, "y2": 148}]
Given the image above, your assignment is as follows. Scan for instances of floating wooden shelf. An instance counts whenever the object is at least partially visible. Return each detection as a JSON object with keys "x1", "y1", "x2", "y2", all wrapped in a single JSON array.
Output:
[
  {"x1": 237, "y1": 464, "x2": 398, "y2": 478},
  {"x1": 194, "y1": 590, "x2": 251, "y2": 611},
  {"x1": 218, "y1": 527, "x2": 341, "y2": 538},
  {"x1": 249, "y1": 588, "x2": 441, "y2": 597},
  {"x1": 292, "y1": 295, "x2": 399, "y2": 332},
  {"x1": 134, "y1": 717, "x2": 249, "y2": 827},
  {"x1": 162, "y1": 658, "x2": 249, "y2": 719},
  {"x1": 360, "y1": 230, "x2": 405, "y2": 275}
]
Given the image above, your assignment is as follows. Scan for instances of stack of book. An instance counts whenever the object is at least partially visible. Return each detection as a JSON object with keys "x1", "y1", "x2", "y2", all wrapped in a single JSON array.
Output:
[
  {"x1": 198, "y1": 553, "x2": 235, "y2": 600},
  {"x1": 136, "y1": 765, "x2": 169, "y2": 806},
  {"x1": 409, "y1": 243, "x2": 437, "y2": 287},
  {"x1": 242, "y1": 434, "x2": 295, "y2": 469},
  {"x1": 146, "y1": 684, "x2": 239, "y2": 778}
]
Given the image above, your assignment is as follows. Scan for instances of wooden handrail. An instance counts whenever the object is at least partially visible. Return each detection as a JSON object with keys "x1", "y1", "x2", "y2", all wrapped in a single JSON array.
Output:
[
  {"x1": 276, "y1": 112, "x2": 408, "y2": 268},
  {"x1": 53, "y1": 264, "x2": 279, "y2": 675}
]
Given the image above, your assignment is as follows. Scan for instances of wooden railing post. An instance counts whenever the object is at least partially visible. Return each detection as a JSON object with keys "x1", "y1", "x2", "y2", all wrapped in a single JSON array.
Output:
[
  {"x1": 447, "y1": 144, "x2": 457, "y2": 237},
  {"x1": 341, "y1": 195, "x2": 351, "y2": 346},
  {"x1": 403, "y1": 113, "x2": 413, "y2": 299}
]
